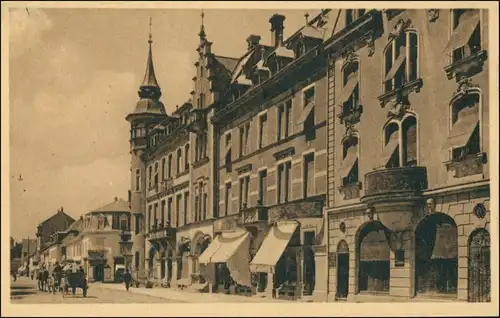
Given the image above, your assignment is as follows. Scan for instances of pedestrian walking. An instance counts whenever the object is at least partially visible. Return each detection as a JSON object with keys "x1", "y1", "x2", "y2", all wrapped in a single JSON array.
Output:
[{"x1": 123, "y1": 268, "x2": 132, "y2": 291}]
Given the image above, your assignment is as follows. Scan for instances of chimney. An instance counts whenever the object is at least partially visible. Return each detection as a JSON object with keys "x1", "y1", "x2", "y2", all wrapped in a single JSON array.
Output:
[
  {"x1": 269, "y1": 14, "x2": 286, "y2": 47},
  {"x1": 246, "y1": 34, "x2": 261, "y2": 50},
  {"x1": 114, "y1": 196, "x2": 118, "y2": 201}
]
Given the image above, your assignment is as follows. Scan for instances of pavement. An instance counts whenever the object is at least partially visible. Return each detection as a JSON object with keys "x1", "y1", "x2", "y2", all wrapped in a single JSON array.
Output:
[
  {"x1": 10, "y1": 276, "x2": 178, "y2": 303},
  {"x1": 95, "y1": 281, "x2": 291, "y2": 303}
]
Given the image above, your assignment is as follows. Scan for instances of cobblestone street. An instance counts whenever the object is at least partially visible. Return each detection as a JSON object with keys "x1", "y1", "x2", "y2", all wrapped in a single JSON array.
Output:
[{"x1": 10, "y1": 277, "x2": 180, "y2": 304}]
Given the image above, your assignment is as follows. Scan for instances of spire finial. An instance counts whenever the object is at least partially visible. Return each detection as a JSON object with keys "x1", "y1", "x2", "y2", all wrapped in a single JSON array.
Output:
[
  {"x1": 199, "y1": 9, "x2": 206, "y2": 38},
  {"x1": 305, "y1": 12, "x2": 309, "y2": 24},
  {"x1": 148, "y1": 16, "x2": 153, "y2": 44}
]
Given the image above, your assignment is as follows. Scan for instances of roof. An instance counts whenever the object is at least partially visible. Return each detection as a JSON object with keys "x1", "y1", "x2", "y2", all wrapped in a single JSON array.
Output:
[
  {"x1": 272, "y1": 45, "x2": 294, "y2": 59},
  {"x1": 141, "y1": 42, "x2": 160, "y2": 88},
  {"x1": 300, "y1": 25, "x2": 325, "y2": 39},
  {"x1": 39, "y1": 210, "x2": 76, "y2": 228},
  {"x1": 214, "y1": 55, "x2": 239, "y2": 74},
  {"x1": 132, "y1": 99, "x2": 166, "y2": 116},
  {"x1": 231, "y1": 48, "x2": 257, "y2": 83},
  {"x1": 90, "y1": 197, "x2": 131, "y2": 213}
]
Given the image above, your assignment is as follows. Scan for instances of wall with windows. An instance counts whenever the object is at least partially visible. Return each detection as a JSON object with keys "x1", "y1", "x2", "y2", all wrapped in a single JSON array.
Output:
[
  {"x1": 331, "y1": 9, "x2": 489, "y2": 208},
  {"x1": 217, "y1": 73, "x2": 328, "y2": 216}
]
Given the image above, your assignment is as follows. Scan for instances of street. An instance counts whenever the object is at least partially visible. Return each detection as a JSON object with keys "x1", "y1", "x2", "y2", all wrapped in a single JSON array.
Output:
[{"x1": 10, "y1": 277, "x2": 179, "y2": 303}]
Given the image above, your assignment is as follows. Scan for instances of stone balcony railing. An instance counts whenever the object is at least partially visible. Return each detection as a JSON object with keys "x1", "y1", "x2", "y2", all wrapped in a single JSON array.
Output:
[
  {"x1": 148, "y1": 226, "x2": 176, "y2": 241},
  {"x1": 186, "y1": 108, "x2": 207, "y2": 133},
  {"x1": 362, "y1": 166, "x2": 428, "y2": 204},
  {"x1": 239, "y1": 205, "x2": 269, "y2": 224},
  {"x1": 147, "y1": 183, "x2": 159, "y2": 197}
]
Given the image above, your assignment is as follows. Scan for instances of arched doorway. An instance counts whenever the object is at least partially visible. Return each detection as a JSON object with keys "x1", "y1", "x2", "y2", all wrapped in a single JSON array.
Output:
[
  {"x1": 468, "y1": 228, "x2": 490, "y2": 302},
  {"x1": 357, "y1": 222, "x2": 390, "y2": 293},
  {"x1": 415, "y1": 213, "x2": 458, "y2": 296},
  {"x1": 148, "y1": 243, "x2": 160, "y2": 280},
  {"x1": 336, "y1": 240, "x2": 349, "y2": 299}
]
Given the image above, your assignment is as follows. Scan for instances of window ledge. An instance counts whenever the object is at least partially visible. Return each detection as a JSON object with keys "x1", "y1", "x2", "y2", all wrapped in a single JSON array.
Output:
[
  {"x1": 176, "y1": 171, "x2": 189, "y2": 178},
  {"x1": 444, "y1": 152, "x2": 487, "y2": 178},
  {"x1": 337, "y1": 182, "x2": 362, "y2": 200},
  {"x1": 193, "y1": 157, "x2": 209, "y2": 169},
  {"x1": 444, "y1": 50, "x2": 488, "y2": 81},
  {"x1": 337, "y1": 104, "x2": 363, "y2": 125},
  {"x1": 378, "y1": 78, "x2": 423, "y2": 108}
]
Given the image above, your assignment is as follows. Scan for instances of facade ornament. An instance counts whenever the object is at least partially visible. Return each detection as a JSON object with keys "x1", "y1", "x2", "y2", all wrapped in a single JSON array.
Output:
[
  {"x1": 427, "y1": 9, "x2": 440, "y2": 23},
  {"x1": 343, "y1": 48, "x2": 357, "y2": 64},
  {"x1": 344, "y1": 122, "x2": 358, "y2": 139},
  {"x1": 364, "y1": 33, "x2": 375, "y2": 57},
  {"x1": 426, "y1": 198, "x2": 436, "y2": 214},
  {"x1": 365, "y1": 207, "x2": 374, "y2": 221},
  {"x1": 452, "y1": 77, "x2": 480, "y2": 101},
  {"x1": 389, "y1": 19, "x2": 412, "y2": 40},
  {"x1": 386, "y1": 89, "x2": 411, "y2": 120}
]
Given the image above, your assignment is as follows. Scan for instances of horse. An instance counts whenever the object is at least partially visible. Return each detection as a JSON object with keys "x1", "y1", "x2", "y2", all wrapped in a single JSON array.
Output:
[
  {"x1": 37, "y1": 271, "x2": 44, "y2": 291},
  {"x1": 40, "y1": 269, "x2": 50, "y2": 292}
]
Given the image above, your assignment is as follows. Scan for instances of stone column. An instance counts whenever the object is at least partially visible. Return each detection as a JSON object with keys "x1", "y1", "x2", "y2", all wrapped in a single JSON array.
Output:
[
  {"x1": 264, "y1": 271, "x2": 275, "y2": 298},
  {"x1": 171, "y1": 258, "x2": 178, "y2": 287},
  {"x1": 389, "y1": 231, "x2": 414, "y2": 299},
  {"x1": 144, "y1": 258, "x2": 150, "y2": 279},
  {"x1": 312, "y1": 249, "x2": 328, "y2": 301}
]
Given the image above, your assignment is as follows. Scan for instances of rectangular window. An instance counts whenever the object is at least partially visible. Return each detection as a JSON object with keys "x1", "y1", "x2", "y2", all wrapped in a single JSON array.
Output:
[
  {"x1": 168, "y1": 155, "x2": 172, "y2": 178},
  {"x1": 184, "y1": 145, "x2": 190, "y2": 171},
  {"x1": 148, "y1": 166, "x2": 153, "y2": 188},
  {"x1": 154, "y1": 162, "x2": 159, "y2": 185},
  {"x1": 258, "y1": 113, "x2": 268, "y2": 149},
  {"x1": 195, "y1": 195, "x2": 199, "y2": 222},
  {"x1": 448, "y1": 9, "x2": 481, "y2": 63},
  {"x1": 199, "y1": 182, "x2": 204, "y2": 220},
  {"x1": 176, "y1": 195, "x2": 182, "y2": 228},
  {"x1": 184, "y1": 192, "x2": 189, "y2": 225},
  {"x1": 277, "y1": 105, "x2": 284, "y2": 141},
  {"x1": 135, "y1": 169, "x2": 140, "y2": 191},
  {"x1": 225, "y1": 182, "x2": 231, "y2": 216},
  {"x1": 258, "y1": 170, "x2": 267, "y2": 205},
  {"x1": 303, "y1": 153, "x2": 315, "y2": 198},
  {"x1": 277, "y1": 161, "x2": 291, "y2": 204},
  {"x1": 303, "y1": 87, "x2": 316, "y2": 141},
  {"x1": 161, "y1": 158, "x2": 166, "y2": 180},
  {"x1": 120, "y1": 218, "x2": 128, "y2": 231},
  {"x1": 147, "y1": 205, "x2": 152, "y2": 231},
  {"x1": 167, "y1": 198, "x2": 172, "y2": 226},
  {"x1": 304, "y1": 231, "x2": 316, "y2": 246},
  {"x1": 153, "y1": 203, "x2": 158, "y2": 228},
  {"x1": 285, "y1": 100, "x2": 292, "y2": 138},
  {"x1": 112, "y1": 215, "x2": 120, "y2": 230},
  {"x1": 135, "y1": 251, "x2": 139, "y2": 269},
  {"x1": 239, "y1": 176, "x2": 250, "y2": 209},
  {"x1": 203, "y1": 192, "x2": 208, "y2": 220},
  {"x1": 161, "y1": 200, "x2": 166, "y2": 227},
  {"x1": 135, "y1": 215, "x2": 140, "y2": 234}
]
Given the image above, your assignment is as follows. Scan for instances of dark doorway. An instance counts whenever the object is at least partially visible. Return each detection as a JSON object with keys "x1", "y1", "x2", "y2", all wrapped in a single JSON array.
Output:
[
  {"x1": 468, "y1": 229, "x2": 490, "y2": 302},
  {"x1": 160, "y1": 251, "x2": 166, "y2": 279},
  {"x1": 336, "y1": 240, "x2": 349, "y2": 299}
]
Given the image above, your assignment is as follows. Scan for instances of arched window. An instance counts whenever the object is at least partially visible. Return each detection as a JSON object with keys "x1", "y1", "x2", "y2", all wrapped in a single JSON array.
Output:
[
  {"x1": 443, "y1": 92, "x2": 480, "y2": 160},
  {"x1": 340, "y1": 60, "x2": 360, "y2": 116},
  {"x1": 402, "y1": 116, "x2": 417, "y2": 166},
  {"x1": 383, "y1": 31, "x2": 419, "y2": 93},
  {"x1": 382, "y1": 122, "x2": 400, "y2": 168},
  {"x1": 148, "y1": 165, "x2": 153, "y2": 188},
  {"x1": 161, "y1": 157, "x2": 166, "y2": 180},
  {"x1": 154, "y1": 162, "x2": 159, "y2": 185},
  {"x1": 340, "y1": 136, "x2": 359, "y2": 186},
  {"x1": 448, "y1": 9, "x2": 481, "y2": 63},
  {"x1": 184, "y1": 144, "x2": 190, "y2": 171},
  {"x1": 167, "y1": 154, "x2": 173, "y2": 178},
  {"x1": 176, "y1": 148, "x2": 182, "y2": 175}
]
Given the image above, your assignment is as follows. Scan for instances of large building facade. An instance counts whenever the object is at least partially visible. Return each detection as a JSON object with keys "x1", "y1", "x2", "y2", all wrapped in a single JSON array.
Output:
[
  {"x1": 324, "y1": 9, "x2": 490, "y2": 303},
  {"x1": 126, "y1": 8, "x2": 491, "y2": 303}
]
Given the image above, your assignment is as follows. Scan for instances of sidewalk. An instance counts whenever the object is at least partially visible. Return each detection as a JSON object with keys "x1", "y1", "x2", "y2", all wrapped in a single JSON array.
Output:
[{"x1": 93, "y1": 282, "x2": 290, "y2": 303}]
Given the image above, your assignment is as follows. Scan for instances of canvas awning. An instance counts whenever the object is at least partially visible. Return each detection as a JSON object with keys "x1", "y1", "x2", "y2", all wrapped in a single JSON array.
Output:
[
  {"x1": 441, "y1": 106, "x2": 479, "y2": 150},
  {"x1": 443, "y1": 10, "x2": 480, "y2": 54},
  {"x1": 379, "y1": 134, "x2": 399, "y2": 167},
  {"x1": 250, "y1": 221, "x2": 298, "y2": 273},
  {"x1": 296, "y1": 101, "x2": 315, "y2": 125},
  {"x1": 198, "y1": 230, "x2": 252, "y2": 287},
  {"x1": 339, "y1": 146, "x2": 358, "y2": 178},
  {"x1": 337, "y1": 74, "x2": 359, "y2": 105},
  {"x1": 431, "y1": 223, "x2": 458, "y2": 259},
  {"x1": 359, "y1": 230, "x2": 390, "y2": 262},
  {"x1": 385, "y1": 46, "x2": 406, "y2": 82}
]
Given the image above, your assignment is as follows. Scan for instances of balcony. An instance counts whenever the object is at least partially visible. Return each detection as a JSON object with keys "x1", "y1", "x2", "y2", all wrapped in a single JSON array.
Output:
[
  {"x1": 239, "y1": 205, "x2": 269, "y2": 224},
  {"x1": 268, "y1": 196, "x2": 324, "y2": 223},
  {"x1": 148, "y1": 226, "x2": 176, "y2": 241},
  {"x1": 186, "y1": 108, "x2": 207, "y2": 133},
  {"x1": 361, "y1": 166, "x2": 428, "y2": 232},
  {"x1": 147, "y1": 183, "x2": 159, "y2": 197}
]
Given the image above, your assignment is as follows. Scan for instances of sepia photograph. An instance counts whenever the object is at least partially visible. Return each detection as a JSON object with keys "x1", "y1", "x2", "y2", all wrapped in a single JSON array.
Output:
[{"x1": 2, "y1": 1, "x2": 498, "y2": 317}]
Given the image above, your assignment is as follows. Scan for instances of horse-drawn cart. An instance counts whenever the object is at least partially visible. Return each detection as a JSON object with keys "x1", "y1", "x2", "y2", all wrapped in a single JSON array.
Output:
[{"x1": 61, "y1": 270, "x2": 88, "y2": 298}]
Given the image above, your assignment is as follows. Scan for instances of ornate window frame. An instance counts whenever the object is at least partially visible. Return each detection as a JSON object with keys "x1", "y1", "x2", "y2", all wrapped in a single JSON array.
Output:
[
  {"x1": 337, "y1": 131, "x2": 362, "y2": 200},
  {"x1": 380, "y1": 111, "x2": 419, "y2": 169},
  {"x1": 337, "y1": 50, "x2": 363, "y2": 126}
]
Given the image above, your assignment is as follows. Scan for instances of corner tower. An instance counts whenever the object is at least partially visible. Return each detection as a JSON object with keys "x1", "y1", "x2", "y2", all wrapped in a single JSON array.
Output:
[{"x1": 126, "y1": 18, "x2": 166, "y2": 276}]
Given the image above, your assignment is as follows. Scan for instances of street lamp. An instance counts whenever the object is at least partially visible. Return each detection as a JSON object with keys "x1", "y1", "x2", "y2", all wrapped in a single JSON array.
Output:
[{"x1": 119, "y1": 229, "x2": 133, "y2": 270}]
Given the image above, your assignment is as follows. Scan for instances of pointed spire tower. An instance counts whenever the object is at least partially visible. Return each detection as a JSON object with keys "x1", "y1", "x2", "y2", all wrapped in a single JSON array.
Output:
[{"x1": 127, "y1": 17, "x2": 166, "y2": 119}]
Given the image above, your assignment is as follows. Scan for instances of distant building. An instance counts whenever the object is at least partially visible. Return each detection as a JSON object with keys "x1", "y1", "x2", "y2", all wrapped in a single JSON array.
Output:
[
  {"x1": 35, "y1": 207, "x2": 75, "y2": 253},
  {"x1": 19, "y1": 238, "x2": 37, "y2": 275},
  {"x1": 61, "y1": 197, "x2": 132, "y2": 283}
]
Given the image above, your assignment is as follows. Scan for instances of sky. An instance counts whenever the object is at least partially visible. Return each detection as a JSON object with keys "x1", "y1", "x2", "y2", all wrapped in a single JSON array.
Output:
[{"x1": 8, "y1": 7, "x2": 320, "y2": 241}]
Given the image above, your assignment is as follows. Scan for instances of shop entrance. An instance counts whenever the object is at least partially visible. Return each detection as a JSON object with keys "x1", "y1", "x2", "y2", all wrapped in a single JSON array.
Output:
[{"x1": 336, "y1": 240, "x2": 349, "y2": 299}]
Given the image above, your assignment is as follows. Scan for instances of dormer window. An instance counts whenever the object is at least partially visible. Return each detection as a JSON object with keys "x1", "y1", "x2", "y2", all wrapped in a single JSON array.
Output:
[
  {"x1": 346, "y1": 9, "x2": 366, "y2": 27},
  {"x1": 294, "y1": 41, "x2": 306, "y2": 59}
]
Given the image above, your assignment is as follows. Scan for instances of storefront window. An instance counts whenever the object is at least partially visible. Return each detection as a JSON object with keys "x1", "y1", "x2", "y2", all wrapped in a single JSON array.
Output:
[{"x1": 358, "y1": 222, "x2": 390, "y2": 293}]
